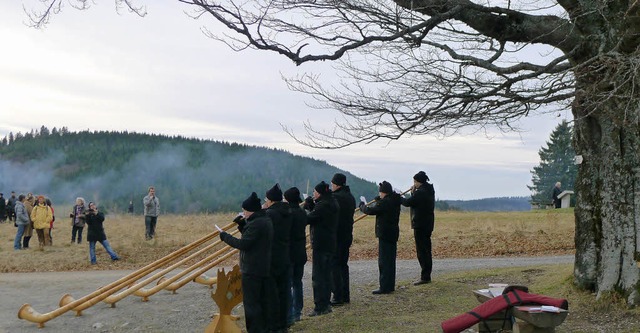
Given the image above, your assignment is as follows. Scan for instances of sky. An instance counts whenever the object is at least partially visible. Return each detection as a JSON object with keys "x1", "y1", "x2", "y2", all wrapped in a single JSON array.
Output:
[{"x1": 0, "y1": 1, "x2": 571, "y2": 200}]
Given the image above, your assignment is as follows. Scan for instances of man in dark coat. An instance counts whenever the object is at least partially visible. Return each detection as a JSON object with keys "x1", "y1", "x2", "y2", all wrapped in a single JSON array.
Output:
[
  {"x1": 284, "y1": 187, "x2": 308, "y2": 324},
  {"x1": 304, "y1": 181, "x2": 338, "y2": 316},
  {"x1": 552, "y1": 182, "x2": 563, "y2": 208},
  {"x1": 220, "y1": 192, "x2": 274, "y2": 333},
  {"x1": 329, "y1": 173, "x2": 356, "y2": 305},
  {"x1": 263, "y1": 184, "x2": 291, "y2": 333},
  {"x1": 7, "y1": 191, "x2": 17, "y2": 222},
  {"x1": 0, "y1": 193, "x2": 6, "y2": 223},
  {"x1": 359, "y1": 181, "x2": 402, "y2": 294},
  {"x1": 401, "y1": 171, "x2": 435, "y2": 285}
]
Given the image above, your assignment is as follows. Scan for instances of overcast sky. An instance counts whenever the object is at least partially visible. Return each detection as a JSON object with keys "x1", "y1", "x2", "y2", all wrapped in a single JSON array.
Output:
[{"x1": 0, "y1": 2, "x2": 571, "y2": 200}]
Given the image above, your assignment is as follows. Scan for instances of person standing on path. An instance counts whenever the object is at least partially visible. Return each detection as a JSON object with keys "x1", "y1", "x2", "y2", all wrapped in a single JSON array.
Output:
[
  {"x1": 219, "y1": 192, "x2": 274, "y2": 333},
  {"x1": 263, "y1": 183, "x2": 292, "y2": 333},
  {"x1": 329, "y1": 173, "x2": 356, "y2": 306},
  {"x1": 359, "y1": 181, "x2": 402, "y2": 294},
  {"x1": 284, "y1": 186, "x2": 307, "y2": 325},
  {"x1": 304, "y1": 181, "x2": 339, "y2": 317},
  {"x1": 143, "y1": 186, "x2": 160, "y2": 240},
  {"x1": 401, "y1": 171, "x2": 435, "y2": 285}
]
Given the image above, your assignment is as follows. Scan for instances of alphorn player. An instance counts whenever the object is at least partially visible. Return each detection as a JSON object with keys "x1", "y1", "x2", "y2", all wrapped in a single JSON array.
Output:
[
  {"x1": 263, "y1": 183, "x2": 292, "y2": 333},
  {"x1": 329, "y1": 173, "x2": 356, "y2": 306},
  {"x1": 284, "y1": 187, "x2": 308, "y2": 325},
  {"x1": 359, "y1": 181, "x2": 402, "y2": 294},
  {"x1": 220, "y1": 192, "x2": 274, "y2": 333},
  {"x1": 303, "y1": 181, "x2": 338, "y2": 317},
  {"x1": 401, "y1": 171, "x2": 436, "y2": 286}
]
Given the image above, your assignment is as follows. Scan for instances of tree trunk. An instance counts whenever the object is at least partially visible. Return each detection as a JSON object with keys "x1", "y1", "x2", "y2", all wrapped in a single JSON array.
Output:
[{"x1": 573, "y1": 68, "x2": 640, "y2": 305}]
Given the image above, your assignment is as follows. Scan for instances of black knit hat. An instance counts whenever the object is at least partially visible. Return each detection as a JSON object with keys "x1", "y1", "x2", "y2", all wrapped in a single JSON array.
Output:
[
  {"x1": 314, "y1": 181, "x2": 330, "y2": 196},
  {"x1": 378, "y1": 181, "x2": 393, "y2": 194},
  {"x1": 242, "y1": 192, "x2": 262, "y2": 212},
  {"x1": 284, "y1": 187, "x2": 302, "y2": 204},
  {"x1": 266, "y1": 183, "x2": 283, "y2": 202},
  {"x1": 413, "y1": 171, "x2": 429, "y2": 183},
  {"x1": 331, "y1": 173, "x2": 346, "y2": 186}
]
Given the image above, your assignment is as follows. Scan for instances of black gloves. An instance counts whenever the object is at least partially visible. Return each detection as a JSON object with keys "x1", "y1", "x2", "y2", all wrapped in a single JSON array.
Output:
[
  {"x1": 233, "y1": 214, "x2": 245, "y2": 224},
  {"x1": 219, "y1": 231, "x2": 230, "y2": 242},
  {"x1": 374, "y1": 196, "x2": 381, "y2": 201},
  {"x1": 303, "y1": 196, "x2": 315, "y2": 211}
]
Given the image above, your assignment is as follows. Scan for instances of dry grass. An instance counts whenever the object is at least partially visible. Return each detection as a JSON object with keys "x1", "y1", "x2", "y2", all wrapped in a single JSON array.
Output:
[{"x1": 1, "y1": 208, "x2": 574, "y2": 273}]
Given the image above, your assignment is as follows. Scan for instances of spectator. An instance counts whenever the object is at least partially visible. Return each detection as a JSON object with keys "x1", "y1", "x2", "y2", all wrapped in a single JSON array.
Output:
[
  {"x1": 0, "y1": 192, "x2": 6, "y2": 223},
  {"x1": 31, "y1": 195, "x2": 53, "y2": 250},
  {"x1": 69, "y1": 197, "x2": 87, "y2": 244},
  {"x1": 128, "y1": 200, "x2": 134, "y2": 214},
  {"x1": 85, "y1": 201, "x2": 120, "y2": 264},
  {"x1": 7, "y1": 191, "x2": 17, "y2": 222},
  {"x1": 14, "y1": 194, "x2": 29, "y2": 250},
  {"x1": 46, "y1": 198, "x2": 55, "y2": 245},
  {"x1": 552, "y1": 182, "x2": 563, "y2": 209},
  {"x1": 143, "y1": 186, "x2": 160, "y2": 240},
  {"x1": 23, "y1": 193, "x2": 35, "y2": 249}
]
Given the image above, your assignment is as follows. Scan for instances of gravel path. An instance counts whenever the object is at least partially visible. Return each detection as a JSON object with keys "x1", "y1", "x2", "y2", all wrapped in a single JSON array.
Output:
[{"x1": 0, "y1": 255, "x2": 573, "y2": 333}]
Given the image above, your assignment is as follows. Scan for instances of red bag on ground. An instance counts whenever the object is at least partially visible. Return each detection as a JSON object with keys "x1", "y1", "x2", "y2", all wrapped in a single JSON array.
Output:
[{"x1": 440, "y1": 288, "x2": 568, "y2": 333}]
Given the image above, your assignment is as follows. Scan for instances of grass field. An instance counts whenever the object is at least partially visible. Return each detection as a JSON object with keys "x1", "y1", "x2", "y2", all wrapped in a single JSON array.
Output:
[
  {"x1": 1, "y1": 208, "x2": 574, "y2": 272},
  {"x1": 3, "y1": 208, "x2": 637, "y2": 332}
]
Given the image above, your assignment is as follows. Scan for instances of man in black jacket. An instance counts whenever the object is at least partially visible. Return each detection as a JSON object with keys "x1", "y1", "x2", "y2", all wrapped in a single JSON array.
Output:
[
  {"x1": 284, "y1": 187, "x2": 308, "y2": 324},
  {"x1": 220, "y1": 192, "x2": 274, "y2": 333},
  {"x1": 263, "y1": 183, "x2": 291, "y2": 333},
  {"x1": 360, "y1": 181, "x2": 402, "y2": 294},
  {"x1": 329, "y1": 173, "x2": 356, "y2": 305},
  {"x1": 304, "y1": 181, "x2": 338, "y2": 317},
  {"x1": 401, "y1": 171, "x2": 435, "y2": 285}
]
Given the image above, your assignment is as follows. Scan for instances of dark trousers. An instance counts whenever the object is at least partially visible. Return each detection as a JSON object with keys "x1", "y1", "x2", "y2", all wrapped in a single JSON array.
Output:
[
  {"x1": 289, "y1": 261, "x2": 305, "y2": 323},
  {"x1": 267, "y1": 268, "x2": 291, "y2": 331},
  {"x1": 331, "y1": 240, "x2": 351, "y2": 303},
  {"x1": 312, "y1": 250, "x2": 333, "y2": 312},
  {"x1": 144, "y1": 216, "x2": 157, "y2": 240},
  {"x1": 378, "y1": 239, "x2": 397, "y2": 292},
  {"x1": 71, "y1": 226, "x2": 84, "y2": 243},
  {"x1": 242, "y1": 274, "x2": 270, "y2": 333},
  {"x1": 413, "y1": 228, "x2": 433, "y2": 281}
]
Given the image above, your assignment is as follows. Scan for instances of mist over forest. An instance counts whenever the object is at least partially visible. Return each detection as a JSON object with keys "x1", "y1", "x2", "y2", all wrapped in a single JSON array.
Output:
[{"x1": 0, "y1": 127, "x2": 378, "y2": 213}]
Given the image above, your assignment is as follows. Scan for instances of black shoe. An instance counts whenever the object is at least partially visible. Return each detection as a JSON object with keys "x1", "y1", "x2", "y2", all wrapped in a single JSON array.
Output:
[
  {"x1": 308, "y1": 308, "x2": 332, "y2": 317},
  {"x1": 372, "y1": 289, "x2": 392, "y2": 295},
  {"x1": 330, "y1": 299, "x2": 345, "y2": 306},
  {"x1": 413, "y1": 279, "x2": 431, "y2": 286}
]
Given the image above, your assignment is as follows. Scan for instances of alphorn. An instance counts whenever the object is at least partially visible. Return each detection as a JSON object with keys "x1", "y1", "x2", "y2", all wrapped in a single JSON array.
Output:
[{"x1": 18, "y1": 221, "x2": 238, "y2": 328}]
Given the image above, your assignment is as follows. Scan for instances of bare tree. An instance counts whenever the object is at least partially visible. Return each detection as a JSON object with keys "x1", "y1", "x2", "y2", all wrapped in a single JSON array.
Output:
[{"x1": 27, "y1": 0, "x2": 640, "y2": 305}]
